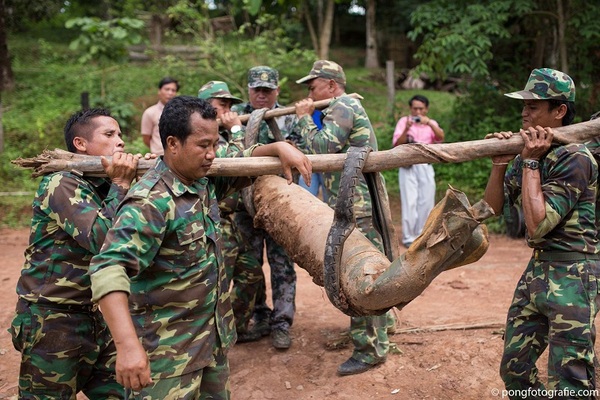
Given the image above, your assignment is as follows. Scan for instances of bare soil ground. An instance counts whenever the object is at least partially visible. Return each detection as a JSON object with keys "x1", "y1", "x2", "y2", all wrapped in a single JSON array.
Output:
[{"x1": 0, "y1": 197, "x2": 592, "y2": 400}]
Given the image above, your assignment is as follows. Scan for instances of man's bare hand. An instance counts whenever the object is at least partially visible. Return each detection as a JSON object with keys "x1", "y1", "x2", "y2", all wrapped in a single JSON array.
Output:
[
  {"x1": 115, "y1": 340, "x2": 152, "y2": 391},
  {"x1": 485, "y1": 131, "x2": 517, "y2": 165},
  {"x1": 101, "y1": 152, "x2": 140, "y2": 190},
  {"x1": 295, "y1": 99, "x2": 315, "y2": 119},
  {"x1": 252, "y1": 142, "x2": 312, "y2": 185},
  {"x1": 521, "y1": 126, "x2": 553, "y2": 160},
  {"x1": 221, "y1": 112, "x2": 242, "y2": 131}
]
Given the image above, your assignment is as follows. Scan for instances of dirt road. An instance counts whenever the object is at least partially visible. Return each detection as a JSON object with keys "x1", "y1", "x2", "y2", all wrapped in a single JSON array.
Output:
[{"x1": 0, "y1": 209, "x2": 582, "y2": 399}]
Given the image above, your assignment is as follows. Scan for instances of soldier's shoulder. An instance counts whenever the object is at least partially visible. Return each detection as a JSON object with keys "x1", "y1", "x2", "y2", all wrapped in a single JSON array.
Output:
[
  {"x1": 555, "y1": 142, "x2": 593, "y2": 157},
  {"x1": 127, "y1": 169, "x2": 163, "y2": 199},
  {"x1": 332, "y1": 95, "x2": 364, "y2": 111}
]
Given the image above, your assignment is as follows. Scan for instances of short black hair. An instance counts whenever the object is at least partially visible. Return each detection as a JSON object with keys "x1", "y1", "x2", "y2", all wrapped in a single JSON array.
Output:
[
  {"x1": 64, "y1": 108, "x2": 112, "y2": 153},
  {"x1": 159, "y1": 77, "x2": 180, "y2": 91},
  {"x1": 409, "y1": 94, "x2": 429, "y2": 107},
  {"x1": 548, "y1": 99, "x2": 575, "y2": 126},
  {"x1": 159, "y1": 96, "x2": 217, "y2": 148}
]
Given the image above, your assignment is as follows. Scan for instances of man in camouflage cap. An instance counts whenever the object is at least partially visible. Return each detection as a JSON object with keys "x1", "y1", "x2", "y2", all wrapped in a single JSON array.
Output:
[
  {"x1": 230, "y1": 66, "x2": 299, "y2": 350},
  {"x1": 504, "y1": 67, "x2": 576, "y2": 102},
  {"x1": 88, "y1": 96, "x2": 311, "y2": 397},
  {"x1": 483, "y1": 68, "x2": 600, "y2": 394},
  {"x1": 9, "y1": 108, "x2": 146, "y2": 398},
  {"x1": 198, "y1": 80, "x2": 243, "y2": 104},
  {"x1": 248, "y1": 66, "x2": 279, "y2": 90},
  {"x1": 296, "y1": 59, "x2": 347, "y2": 86},
  {"x1": 294, "y1": 60, "x2": 395, "y2": 376}
]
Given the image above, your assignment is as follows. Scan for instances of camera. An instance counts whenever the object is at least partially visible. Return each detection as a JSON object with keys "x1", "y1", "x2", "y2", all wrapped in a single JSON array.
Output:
[{"x1": 411, "y1": 116, "x2": 421, "y2": 123}]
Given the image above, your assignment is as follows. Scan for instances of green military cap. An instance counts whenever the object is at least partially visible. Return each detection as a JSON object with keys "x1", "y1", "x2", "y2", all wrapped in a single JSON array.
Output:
[
  {"x1": 296, "y1": 60, "x2": 346, "y2": 85},
  {"x1": 247, "y1": 66, "x2": 279, "y2": 89},
  {"x1": 505, "y1": 68, "x2": 575, "y2": 102},
  {"x1": 197, "y1": 81, "x2": 243, "y2": 103}
]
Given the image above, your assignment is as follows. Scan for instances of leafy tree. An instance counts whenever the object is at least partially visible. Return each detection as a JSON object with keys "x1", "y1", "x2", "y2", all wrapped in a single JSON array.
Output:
[
  {"x1": 66, "y1": 17, "x2": 145, "y2": 96},
  {"x1": 66, "y1": 16, "x2": 144, "y2": 130},
  {"x1": 408, "y1": 0, "x2": 534, "y2": 80}
]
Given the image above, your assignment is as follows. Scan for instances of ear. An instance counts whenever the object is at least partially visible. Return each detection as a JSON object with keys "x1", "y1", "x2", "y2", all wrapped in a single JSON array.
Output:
[
  {"x1": 329, "y1": 80, "x2": 337, "y2": 92},
  {"x1": 165, "y1": 136, "x2": 179, "y2": 153},
  {"x1": 72, "y1": 136, "x2": 87, "y2": 153},
  {"x1": 554, "y1": 103, "x2": 567, "y2": 120}
]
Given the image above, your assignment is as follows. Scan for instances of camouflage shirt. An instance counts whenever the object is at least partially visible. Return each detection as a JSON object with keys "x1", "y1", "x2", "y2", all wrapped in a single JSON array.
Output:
[
  {"x1": 218, "y1": 128, "x2": 243, "y2": 214},
  {"x1": 232, "y1": 102, "x2": 297, "y2": 144},
  {"x1": 295, "y1": 93, "x2": 378, "y2": 218},
  {"x1": 504, "y1": 143, "x2": 599, "y2": 253},
  {"x1": 90, "y1": 145, "x2": 256, "y2": 379},
  {"x1": 16, "y1": 173, "x2": 127, "y2": 307}
]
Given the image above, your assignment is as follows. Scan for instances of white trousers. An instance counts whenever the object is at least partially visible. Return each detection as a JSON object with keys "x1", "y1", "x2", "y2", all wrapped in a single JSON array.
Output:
[{"x1": 398, "y1": 164, "x2": 436, "y2": 246}]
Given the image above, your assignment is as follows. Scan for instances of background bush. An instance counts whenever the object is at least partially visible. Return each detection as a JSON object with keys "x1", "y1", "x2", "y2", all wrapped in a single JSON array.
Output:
[{"x1": 2, "y1": 28, "x2": 520, "y2": 231}]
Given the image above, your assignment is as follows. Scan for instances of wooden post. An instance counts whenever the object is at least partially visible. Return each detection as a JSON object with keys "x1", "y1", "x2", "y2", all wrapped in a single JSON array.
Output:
[
  {"x1": 386, "y1": 60, "x2": 395, "y2": 122},
  {"x1": 81, "y1": 92, "x2": 89, "y2": 110}
]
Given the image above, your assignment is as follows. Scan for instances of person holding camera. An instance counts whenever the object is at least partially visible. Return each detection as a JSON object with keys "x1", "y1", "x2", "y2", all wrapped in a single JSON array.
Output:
[{"x1": 392, "y1": 94, "x2": 444, "y2": 247}]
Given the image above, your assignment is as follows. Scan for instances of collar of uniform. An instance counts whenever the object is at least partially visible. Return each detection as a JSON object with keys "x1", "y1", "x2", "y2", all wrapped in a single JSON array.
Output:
[{"x1": 154, "y1": 158, "x2": 208, "y2": 196}]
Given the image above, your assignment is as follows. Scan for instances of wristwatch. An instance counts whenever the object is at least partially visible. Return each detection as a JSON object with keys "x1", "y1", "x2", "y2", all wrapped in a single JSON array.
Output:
[
  {"x1": 522, "y1": 159, "x2": 540, "y2": 170},
  {"x1": 230, "y1": 125, "x2": 242, "y2": 134}
]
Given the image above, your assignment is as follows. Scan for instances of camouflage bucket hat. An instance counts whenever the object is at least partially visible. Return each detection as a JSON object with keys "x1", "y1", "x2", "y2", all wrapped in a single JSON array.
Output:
[
  {"x1": 504, "y1": 68, "x2": 575, "y2": 102},
  {"x1": 247, "y1": 66, "x2": 279, "y2": 89},
  {"x1": 197, "y1": 81, "x2": 243, "y2": 104},
  {"x1": 296, "y1": 60, "x2": 346, "y2": 85}
]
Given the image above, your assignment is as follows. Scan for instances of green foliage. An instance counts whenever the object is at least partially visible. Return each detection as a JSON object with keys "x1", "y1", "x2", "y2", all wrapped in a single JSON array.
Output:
[
  {"x1": 433, "y1": 79, "x2": 522, "y2": 232},
  {"x1": 165, "y1": 0, "x2": 210, "y2": 39},
  {"x1": 92, "y1": 94, "x2": 137, "y2": 135},
  {"x1": 195, "y1": 14, "x2": 315, "y2": 103},
  {"x1": 65, "y1": 17, "x2": 145, "y2": 65},
  {"x1": 408, "y1": 0, "x2": 534, "y2": 80},
  {"x1": 0, "y1": 195, "x2": 35, "y2": 228}
]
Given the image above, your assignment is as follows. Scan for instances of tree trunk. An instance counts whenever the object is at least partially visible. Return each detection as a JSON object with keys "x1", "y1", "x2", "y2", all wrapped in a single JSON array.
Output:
[
  {"x1": 365, "y1": 0, "x2": 378, "y2": 68},
  {"x1": 0, "y1": 0, "x2": 13, "y2": 153},
  {"x1": 556, "y1": 0, "x2": 568, "y2": 73},
  {"x1": 302, "y1": 3, "x2": 320, "y2": 56},
  {"x1": 0, "y1": 0, "x2": 15, "y2": 92},
  {"x1": 318, "y1": 0, "x2": 335, "y2": 59}
]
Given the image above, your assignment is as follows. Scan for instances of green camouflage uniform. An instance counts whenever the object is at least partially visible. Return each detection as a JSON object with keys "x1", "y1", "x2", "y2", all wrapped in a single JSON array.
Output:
[
  {"x1": 229, "y1": 66, "x2": 298, "y2": 334},
  {"x1": 9, "y1": 172, "x2": 125, "y2": 399},
  {"x1": 89, "y1": 138, "x2": 257, "y2": 398},
  {"x1": 500, "y1": 68, "x2": 600, "y2": 396},
  {"x1": 199, "y1": 80, "x2": 247, "y2": 287},
  {"x1": 217, "y1": 128, "x2": 248, "y2": 286},
  {"x1": 295, "y1": 61, "x2": 390, "y2": 364}
]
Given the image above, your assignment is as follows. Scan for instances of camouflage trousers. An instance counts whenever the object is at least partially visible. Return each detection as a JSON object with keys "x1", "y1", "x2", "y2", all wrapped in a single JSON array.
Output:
[
  {"x1": 220, "y1": 214, "x2": 244, "y2": 286},
  {"x1": 9, "y1": 299, "x2": 122, "y2": 399},
  {"x1": 350, "y1": 216, "x2": 393, "y2": 364},
  {"x1": 233, "y1": 209, "x2": 296, "y2": 332},
  {"x1": 126, "y1": 346, "x2": 230, "y2": 399},
  {"x1": 220, "y1": 213, "x2": 262, "y2": 333},
  {"x1": 500, "y1": 256, "x2": 600, "y2": 396}
]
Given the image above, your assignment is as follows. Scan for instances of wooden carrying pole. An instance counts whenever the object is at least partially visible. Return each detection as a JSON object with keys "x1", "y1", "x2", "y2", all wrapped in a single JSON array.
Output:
[
  {"x1": 12, "y1": 118, "x2": 600, "y2": 178},
  {"x1": 218, "y1": 92, "x2": 363, "y2": 126}
]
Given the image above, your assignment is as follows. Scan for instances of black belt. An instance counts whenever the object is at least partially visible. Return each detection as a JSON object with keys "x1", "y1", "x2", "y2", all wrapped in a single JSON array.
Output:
[
  {"x1": 533, "y1": 249, "x2": 600, "y2": 262},
  {"x1": 17, "y1": 298, "x2": 98, "y2": 314}
]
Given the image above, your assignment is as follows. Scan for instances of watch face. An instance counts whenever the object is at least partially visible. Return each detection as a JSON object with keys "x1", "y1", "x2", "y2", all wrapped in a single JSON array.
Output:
[
  {"x1": 231, "y1": 125, "x2": 241, "y2": 133},
  {"x1": 523, "y1": 159, "x2": 540, "y2": 170}
]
